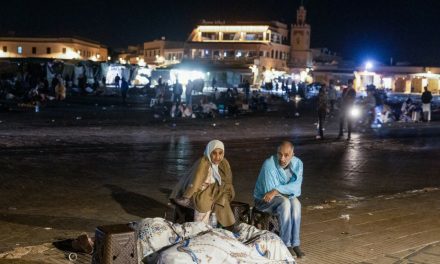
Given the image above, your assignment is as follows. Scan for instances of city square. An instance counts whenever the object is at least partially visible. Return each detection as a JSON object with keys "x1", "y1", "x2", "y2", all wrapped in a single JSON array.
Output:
[{"x1": 1, "y1": 0, "x2": 440, "y2": 263}]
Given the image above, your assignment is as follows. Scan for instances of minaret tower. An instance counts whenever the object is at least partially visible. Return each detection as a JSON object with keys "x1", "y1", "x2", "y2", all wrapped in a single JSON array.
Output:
[{"x1": 290, "y1": 4, "x2": 312, "y2": 67}]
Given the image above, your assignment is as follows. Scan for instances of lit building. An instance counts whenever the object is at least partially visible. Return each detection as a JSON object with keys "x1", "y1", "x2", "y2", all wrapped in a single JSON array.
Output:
[
  {"x1": 312, "y1": 64, "x2": 440, "y2": 94},
  {"x1": 144, "y1": 38, "x2": 184, "y2": 65},
  {"x1": 117, "y1": 38, "x2": 185, "y2": 66},
  {"x1": 0, "y1": 36, "x2": 108, "y2": 61},
  {"x1": 185, "y1": 20, "x2": 291, "y2": 73}
]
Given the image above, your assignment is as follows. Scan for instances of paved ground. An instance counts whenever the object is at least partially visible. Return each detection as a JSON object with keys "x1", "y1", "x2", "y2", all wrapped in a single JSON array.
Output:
[
  {"x1": 1, "y1": 189, "x2": 439, "y2": 263},
  {"x1": 0, "y1": 95, "x2": 439, "y2": 263}
]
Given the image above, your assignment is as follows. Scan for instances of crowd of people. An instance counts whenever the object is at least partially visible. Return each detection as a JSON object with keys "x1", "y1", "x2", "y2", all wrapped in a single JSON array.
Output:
[
  {"x1": 313, "y1": 80, "x2": 436, "y2": 140},
  {"x1": 150, "y1": 78, "x2": 270, "y2": 121}
]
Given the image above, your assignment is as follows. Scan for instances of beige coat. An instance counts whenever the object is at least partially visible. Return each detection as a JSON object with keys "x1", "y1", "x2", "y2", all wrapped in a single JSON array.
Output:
[{"x1": 171, "y1": 156, "x2": 235, "y2": 227}]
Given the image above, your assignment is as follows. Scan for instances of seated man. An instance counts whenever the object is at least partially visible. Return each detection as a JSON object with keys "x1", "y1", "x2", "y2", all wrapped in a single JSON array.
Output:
[
  {"x1": 253, "y1": 141, "x2": 305, "y2": 258},
  {"x1": 170, "y1": 140, "x2": 235, "y2": 229}
]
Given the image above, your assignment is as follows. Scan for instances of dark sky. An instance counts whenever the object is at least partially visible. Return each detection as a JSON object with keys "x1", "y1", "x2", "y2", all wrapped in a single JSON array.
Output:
[{"x1": 1, "y1": 0, "x2": 440, "y2": 65}]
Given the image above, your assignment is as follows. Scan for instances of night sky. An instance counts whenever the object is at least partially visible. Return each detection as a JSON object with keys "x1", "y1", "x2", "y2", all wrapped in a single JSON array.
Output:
[{"x1": 1, "y1": 0, "x2": 440, "y2": 65}]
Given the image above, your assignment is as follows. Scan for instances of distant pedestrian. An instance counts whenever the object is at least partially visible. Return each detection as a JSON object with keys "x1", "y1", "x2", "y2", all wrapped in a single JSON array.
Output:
[
  {"x1": 54, "y1": 76, "x2": 66, "y2": 100},
  {"x1": 316, "y1": 86, "x2": 328, "y2": 140},
  {"x1": 244, "y1": 79, "x2": 251, "y2": 103},
  {"x1": 211, "y1": 77, "x2": 217, "y2": 90},
  {"x1": 121, "y1": 77, "x2": 129, "y2": 103},
  {"x1": 327, "y1": 80, "x2": 337, "y2": 114},
  {"x1": 338, "y1": 79, "x2": 356, "y2": 140},
  {"x1": 421, "y1": 86, "x2": 433, "y2": 122},
  {"x1": 114, "y1": 74, "x2": 121, "y2": 88},
  {"x1": 173, "y1": 80, "x2": 183, "y2": 104},
  {"x1": 186, "y1": 80, "x2": 193, "y2": 106}
]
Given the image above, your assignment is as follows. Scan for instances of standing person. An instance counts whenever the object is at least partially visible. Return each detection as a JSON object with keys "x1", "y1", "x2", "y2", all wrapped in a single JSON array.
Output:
[
  {"x1": 54, "y1": 75, "x2": 66, "y2": 100},
  {"x1": 421, "y1": 86, "x2": 433, "y2": 122},
  {"x1": 171, "y1": 140, "x2": 235, "y2": 229},
  {"x1": 316, "y1": 86, "x2": 328, "y2": 139},
  {"x1": 338, "y1": 79, "x2": 356, "y2": 140},
  {"x1": 244, "y1": 79, "x2": 251, "y2": 103},
  {"x1": 114, "y1": 74, "x2": 121, "y2": 89},
  {"x1": 120, "y1": 77, "x2": 129, "y2": 103},
  {"x1": 253, "y1": 141, "x2": 305, "y2": 258},
  {"x1": 211, "y1": 77, "x2": 217, "y2": 91},
  {"x1": 186, "y1": 80, "x2": 193, "y2": 106},
  {"x1": 173, "y1": 80, "x2": 183, "y2": 104},
  {"x1": 327, "y1": 80, "x2": 337, "y2": 114},
  {"x1": 364, "y1": 89, "x2": 377, "y2": 127}
]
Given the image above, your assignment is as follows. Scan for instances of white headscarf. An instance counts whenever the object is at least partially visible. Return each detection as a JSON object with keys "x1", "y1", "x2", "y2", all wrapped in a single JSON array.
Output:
[{"x1": 204, "y1": 139, "x2": 224, "y2": 185}]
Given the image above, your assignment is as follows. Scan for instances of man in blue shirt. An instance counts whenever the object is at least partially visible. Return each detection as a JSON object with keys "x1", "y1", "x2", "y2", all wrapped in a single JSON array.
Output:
[{"x1": 254, "y1": 141, "x2": 304, "y2": 258}]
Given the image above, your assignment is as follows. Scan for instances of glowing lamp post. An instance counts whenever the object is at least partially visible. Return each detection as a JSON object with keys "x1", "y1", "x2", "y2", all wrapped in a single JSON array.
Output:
[{"x1": 365, "y1": 61, "x2": 373, "y2": 71}]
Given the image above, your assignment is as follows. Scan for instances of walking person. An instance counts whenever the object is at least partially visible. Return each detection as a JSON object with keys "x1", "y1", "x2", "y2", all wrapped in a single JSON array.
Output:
[
  {"x1": 338, "y1": 79, "x2": 356, "y2": 140},
  {"x1": 316, "y1": 86, "x2": 328, "y2": 140},
  {"x1": 421, "y1": 86, "x2": 433, "y2": 122}
]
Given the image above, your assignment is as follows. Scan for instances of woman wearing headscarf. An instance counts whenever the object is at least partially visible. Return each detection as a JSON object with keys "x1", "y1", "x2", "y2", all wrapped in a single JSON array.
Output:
[{"x1": 170, "y1": 140, "x2": 235, "y2": 228}]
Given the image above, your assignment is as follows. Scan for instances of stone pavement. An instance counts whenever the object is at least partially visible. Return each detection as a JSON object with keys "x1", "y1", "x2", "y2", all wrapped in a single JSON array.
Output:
[{"x1": 1, "y1": 188, "x2": 439, "y2": 263}]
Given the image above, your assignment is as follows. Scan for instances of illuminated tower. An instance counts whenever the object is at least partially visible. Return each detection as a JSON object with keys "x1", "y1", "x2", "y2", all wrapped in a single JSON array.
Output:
[{"x1": 290, "y1": 5, "x2": 312, "y2": 67}]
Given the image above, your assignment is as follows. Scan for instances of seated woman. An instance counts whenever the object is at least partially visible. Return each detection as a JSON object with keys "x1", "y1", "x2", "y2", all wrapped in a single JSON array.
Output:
[{"x1": 170, "y1": 140, "x2": 235, "y2": 228}]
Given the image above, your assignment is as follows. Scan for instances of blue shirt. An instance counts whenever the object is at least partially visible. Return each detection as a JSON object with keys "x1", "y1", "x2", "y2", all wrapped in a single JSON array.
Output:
[{"x1": 253, "y1": 155, "x2": 303, "y2": 200}]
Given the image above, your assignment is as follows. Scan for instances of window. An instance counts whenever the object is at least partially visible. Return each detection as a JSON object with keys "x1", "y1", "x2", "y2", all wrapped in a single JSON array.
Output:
[
  {"x1": 259, "y1": 51, "x2": 264, "y2": 57},
  {"x1": 275, "y1": 50, "x2": 278, "y2": 60},
  {"x1": 245, "y1": 33, "x2": 264, "y2": 41},
  {"x1": 17, "y1": 46, "x2": 23, "y2": 54},
  {"x1": 223, "y1": 32, "x2": 240, "y2": 41},
  {"x1": 201, "y1": 32, "x2": 218, "y2": 41},
  {"x1": 62, "y1": 48, "x2": 66, "y2": 54},
  {"x1": 32, "y1": 47, "x2": 37, "y2": 54},
  {"x1": 46, "y1": 47, "x2": 51, "y2": 54},
  {"x1": 271, "y1": 50, "x2": 274, "y2": 58},
  {"x1": 2, "y1": 46, "x2": 7, "y2": 52}
]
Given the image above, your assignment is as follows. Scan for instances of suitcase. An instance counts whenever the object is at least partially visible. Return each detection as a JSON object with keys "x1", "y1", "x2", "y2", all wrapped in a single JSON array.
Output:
[{"x1": 92, "y1": 224, "x2": 137, "y2": 264}]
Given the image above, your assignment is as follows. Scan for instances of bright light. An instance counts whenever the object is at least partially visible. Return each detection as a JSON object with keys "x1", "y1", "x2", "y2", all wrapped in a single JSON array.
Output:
[
  {"x1": 365, "y1": 61, "x2": 373, "y2": 70},
  {"x1": 236, "y1": 51, "x2": 242, "y2": 57},
  {"x1": 249, "y1": 65, "x2": 258, "y2": 74},
  {"x1": 138, "y1": 58, "x2": 146, "y2": 67},
  {"x1": 349, "y1": 106, "x2": 361, "y2": 119},
  {"x1": 170, "y1": 69, "x2": 205, "y2": 86},
  {"x1": 133, "y1": 67, "x2": 151, "y2": 85},
  {"x1": 107, "y1": 56, "x2": 111, "y2": 60}
]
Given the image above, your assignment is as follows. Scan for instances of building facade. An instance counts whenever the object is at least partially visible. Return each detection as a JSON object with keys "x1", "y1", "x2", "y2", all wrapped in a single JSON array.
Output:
[
  {"x1": 185, "y1": 20, "x2": 291, "y2": 73},
  {"x1": 144, "y1": 39, "x2": 184, "y2": 65},
  {"x1": 0, "y1": 36, "x2": 108, "y2": 61}
]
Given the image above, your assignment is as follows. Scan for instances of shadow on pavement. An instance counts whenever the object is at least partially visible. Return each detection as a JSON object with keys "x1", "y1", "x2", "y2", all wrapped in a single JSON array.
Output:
[
  {"x1": 0, "y1": 213, "x2": 113, "y2": 231},
  {"x1": 104, "y1": 184, "x2": 168, "y2": 218}
]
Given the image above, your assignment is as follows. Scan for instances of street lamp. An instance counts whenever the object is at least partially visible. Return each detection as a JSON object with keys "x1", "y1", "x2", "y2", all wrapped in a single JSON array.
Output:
[{"x1": 365, "y1": 61, "x2": 373, "y2": 71}]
